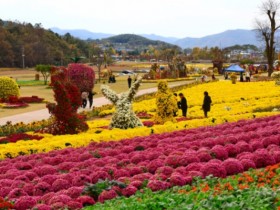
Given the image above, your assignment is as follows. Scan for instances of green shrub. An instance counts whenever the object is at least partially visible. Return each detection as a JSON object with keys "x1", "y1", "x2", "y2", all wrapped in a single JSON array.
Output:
[{"x1": 0, "y1": 76, "x2": 20, "y2": 99}]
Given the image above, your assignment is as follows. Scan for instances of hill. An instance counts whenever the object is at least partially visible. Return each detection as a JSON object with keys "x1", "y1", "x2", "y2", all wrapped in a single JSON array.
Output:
[
  {"x1": 0, "y1": 20, "x2": 91, "y2": 67},
  {"x1": 48, "y1": 27, "x2": 261, "y2": 49},
  {"x1": 97, "y1": 34, "x2": 180, "y2": 52},
  {"x1": 175, "y1": 29, "x2": 260, "y2": 48},
  {"x1": 50, "y1": 27, "x2": 113, "y2": 40}
]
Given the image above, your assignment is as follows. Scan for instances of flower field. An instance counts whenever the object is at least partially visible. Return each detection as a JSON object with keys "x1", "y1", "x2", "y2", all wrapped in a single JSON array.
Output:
[
  {"x1": 1, "y1": 81, "x2": 280, "y2": 159},
  {"x1": 1, "y1": 80, "x2": 280, "y2": 209},
  {"x1": 1, "y1": 114, "x2": 280, "y2": 208}
]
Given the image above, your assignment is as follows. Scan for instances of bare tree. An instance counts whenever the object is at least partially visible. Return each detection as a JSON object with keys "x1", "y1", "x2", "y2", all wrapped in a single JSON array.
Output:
[{"x1": 255, "y1": 0, "x2": 280, "y2": 76}]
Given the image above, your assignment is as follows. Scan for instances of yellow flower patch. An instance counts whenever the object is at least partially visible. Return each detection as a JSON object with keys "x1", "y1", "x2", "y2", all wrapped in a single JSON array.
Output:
[{"x1": 1, "y1": 81, "x2": 280, "y2": 159}]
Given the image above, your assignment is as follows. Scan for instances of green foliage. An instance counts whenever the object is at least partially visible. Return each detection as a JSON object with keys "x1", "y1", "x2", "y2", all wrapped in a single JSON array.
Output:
[
  {"x1": 82, "y1": 179, "x2": 127, "y2": 200},
  {"x1": 35, "y1": 64, "x2": 52, "y2": 85},
  {"x1": 0, "y1": 76, "x2": 20, "y2": 99},
  {"x1": 0, "y1": 20, "x2": 89, "y2": 67}
]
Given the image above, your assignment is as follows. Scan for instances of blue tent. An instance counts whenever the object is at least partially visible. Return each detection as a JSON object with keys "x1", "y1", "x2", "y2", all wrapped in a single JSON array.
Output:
[{"x1": 225, "y1": 64, "x2": 245, "y2": 72}]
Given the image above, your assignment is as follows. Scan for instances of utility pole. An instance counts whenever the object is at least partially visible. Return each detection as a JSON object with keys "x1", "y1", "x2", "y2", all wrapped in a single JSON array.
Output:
[{"x1": 22, "y1": 46, "x2": 25, "y2": 69}]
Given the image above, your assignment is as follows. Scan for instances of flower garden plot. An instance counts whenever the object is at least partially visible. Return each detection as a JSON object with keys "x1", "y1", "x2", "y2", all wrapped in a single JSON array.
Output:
[
  {"x1": 99, "y1": 81, "x2": 280, "y2": 118},
  {"x1": 88, "y1": 164, "x2": 280, "y2": 210},
  {"x1": 1, "y1": 115, "x2": 280, "y2": 209},
  {"x1": 1, "y1": 80, "x2": 280, "y2": 159}
]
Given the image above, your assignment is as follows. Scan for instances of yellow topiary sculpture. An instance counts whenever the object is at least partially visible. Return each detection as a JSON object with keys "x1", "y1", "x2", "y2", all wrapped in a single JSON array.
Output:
[
  {"x1": 0, "y1": 76, "x2": 20, "y2": 99},
  {"x1": 154, "y1": 80, "x2": 178, "y2": 124}
]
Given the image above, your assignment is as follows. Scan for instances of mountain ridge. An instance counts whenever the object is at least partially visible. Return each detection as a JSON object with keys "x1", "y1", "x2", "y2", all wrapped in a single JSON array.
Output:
[{"x1": 50, "y1": 27, "x2": 260, "y2": 48}]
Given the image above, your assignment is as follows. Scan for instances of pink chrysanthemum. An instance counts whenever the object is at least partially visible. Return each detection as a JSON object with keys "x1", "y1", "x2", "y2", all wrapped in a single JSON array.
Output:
[
  {"x1": 210, "y1": 145, "x2": 228, "y2": 160},
  {"x1": 72, "y1": 175, "x2": 91, "y2": 187},
  {"x1": 250, "y1": 140, "x2": 264, "y2": 151},
  {"x1": 225, "y1": 144, "x2": 240, "y2": 157},
  {"x1": 262, "y1": 136, "x2": 280, "y2": 148},
  {"x1": 236, "y1": 141, "x2": 253, "y2": 153},
  {"x1": 222, "y1": 158, "x2": 244, "y2": 175},
  {"x1": 147, "y1": 180, "x2": 170, "y2": 191},
  {"x1": 113, "y1": 169, "x2": 130, "y2": 179},
  {"x1": 8, "y1": 188, "x2": 28, "y2": 198},
  {"x1": 187, "y1": 171, "x2": 203, "y2": 178},
  {"x1": 0, "y1": 187, "x2": 12, "y2": 198},
  {"x1": 33, "y1": 165, "x2": 57, "y2": 177},
  {"x1": 52, "y1": 179, "x2": 71, "y2": 192},
  {"x1": 49, "y1": 194, "x2": 72, "y2": 205},
  {"x1": 253, "y1": 150, "x2": 276, "y2": 168},
  {"x1": 98, "y1": 189, "x2": 118, "y2": 203},
  {"x1": 200, "y1": 163, "x2": 226, "y2": 178},
  {"x1": 155, "y1": 166, "x2": 174, "y2": 176},
  {"x1": 14, "y1": 196, "x2": 37, "y2": 210},
  {"x1": 178, "y1": 155, "x2": 200, "y2": 167},
  {"x1": 32, "y1": 204, "x2": 52, "y2": 210},
  {"x1": 121, "y1": 185, "x2": 138, "y2": 197},
  {"x1": 76, "y1": 195, "x2": 95, "y2": 206},
  {"x1": 197, "y1": 152, "x2": 212, "y2": 162},
  {"x1": 169, "y1": 173, "x2": 187, "y2": 186},
  {"x1": 147, "y1": 159, "x2": 164, "y2": 173},
  {"x1": 240, "y1": 159, "x2": 256, "y2": 171},
  {"x1": 33, "y1": 182, "x2": 51, "y2": 196},
  {"x1": 66, "y1": 201, "x2": 83, "y2": 209},
  {"x1": 65, "y1": 186, "x2": 83, "y2": 199},
  {"x1": 130, "y1": 180, "x2": 143, "y2": 189},
  {"x1": 91, "y1": 171, "x2": 111, "y2": 184}
]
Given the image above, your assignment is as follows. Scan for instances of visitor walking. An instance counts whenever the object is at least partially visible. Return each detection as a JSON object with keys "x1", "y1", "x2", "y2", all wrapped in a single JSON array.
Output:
[
  {"x1": 202, "y1": 91, "x2": 212, "y2": 118},
  {"x1": 245, "y1": 71, "x2": 250, "y2": 82},
  {"x1": 128, "y1": 76, "x2": 132, "y2": 88},
  {"x1": 179, "y1": 93, "x2": 188, "y2": 117},
  {"x1": 88, "y1": 91, "x2": 94, "y2": 109},
  {"x1": 81, "y1": 91, "x2": 89, "y2": 108}
]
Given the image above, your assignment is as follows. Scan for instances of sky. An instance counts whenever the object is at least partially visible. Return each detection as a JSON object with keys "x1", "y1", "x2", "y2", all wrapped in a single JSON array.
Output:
[{"x1": 0, "y1": 0, "x2": 265, "y2": 38}]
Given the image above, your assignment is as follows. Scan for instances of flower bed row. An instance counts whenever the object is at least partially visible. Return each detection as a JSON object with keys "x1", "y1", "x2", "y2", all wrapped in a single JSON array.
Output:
[
  {"x1": 88, "y1": 164, "x2": 280, "y2": 209},
  {"x1": 1, "y1": 80, "x2": 279, "y2": 159},
  {"x1": 0, "y1": 96, "x2": 45, "y2": 109},
  {"x1": 99, "y1": 81, "x2": 280, "y2": 117},
  {"x1": 0, "y1": 111, "x2": 276, "y2": 159},
  {"x1": 0, "y1": 133, "x2": 43, "y2": 144},
  {"x1": 1, "y1": 115, "x2": 280, "y2": 209}
]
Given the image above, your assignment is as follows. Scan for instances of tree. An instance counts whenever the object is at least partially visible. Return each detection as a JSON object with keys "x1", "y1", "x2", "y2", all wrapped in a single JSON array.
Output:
[
  {"x1": 35, "y1": 64, "x2": 51, "y2": 85},
  {"x1": 255, "y1": 0, "x2": 280, "y2": 76}
]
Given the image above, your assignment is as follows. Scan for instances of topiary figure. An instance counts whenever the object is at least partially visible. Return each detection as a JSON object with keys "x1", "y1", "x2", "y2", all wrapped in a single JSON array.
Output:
[
  {"x1": 0, "y1": 76, "x2": 19, "y2": 99},
  {"x1": 43, "y1": 67, "x2": 88, "y2": 135},
  {"x1": 101, "y1": 77, "x2": 143, "y2": 129},
  {"x1": 154, "y1": 80, "x2": 178, "y2": 124}
]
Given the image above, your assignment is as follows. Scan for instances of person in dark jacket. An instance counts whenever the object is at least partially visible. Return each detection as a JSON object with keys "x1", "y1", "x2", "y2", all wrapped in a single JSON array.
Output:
[
  {"x1": 88, "y1": 91, "x2": 94, "y2": 109},
  {"x1": 128, "y1": 76, "x2": 132, "y2": 88},
  {"x1": 179, "y1": 93, "x2": 188, "y2": 117},
  {"x1": 202, "y1": 91, "x2": 212, "y2": 117}
]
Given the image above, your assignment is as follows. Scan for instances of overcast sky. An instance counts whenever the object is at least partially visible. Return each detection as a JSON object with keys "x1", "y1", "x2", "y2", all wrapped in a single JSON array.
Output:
[{"x1": 1, "y1": 0, "x2": 264, "y2": 38}]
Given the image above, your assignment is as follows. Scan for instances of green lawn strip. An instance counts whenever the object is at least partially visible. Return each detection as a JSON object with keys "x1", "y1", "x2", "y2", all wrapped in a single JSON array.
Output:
[
  {"x1": 84, "y1": 168, "x2": 280, "y2": 210},
  {"x1": 17, "y1": 80, "x2": 45, "y2": 86}
]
